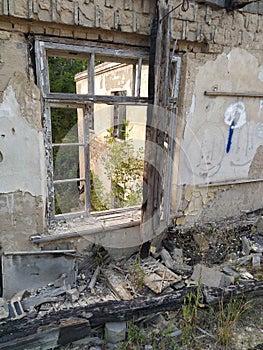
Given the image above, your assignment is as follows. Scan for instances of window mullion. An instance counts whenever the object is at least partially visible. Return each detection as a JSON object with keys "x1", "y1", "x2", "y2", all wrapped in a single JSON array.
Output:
[
  {"x1": 136, "y1": 58, "x2": 142, "y2": 97},
  {"x1": 83, "y1": 106, "x2": 91, "y2": 212},
  {"x1": 88, "y1": 53, "x2": 95, "y2": 95}
]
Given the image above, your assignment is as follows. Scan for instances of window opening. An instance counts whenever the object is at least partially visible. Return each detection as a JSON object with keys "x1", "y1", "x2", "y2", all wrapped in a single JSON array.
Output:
[{"x1": 36, "y1": 39, "x2": 149, "y2": 221}]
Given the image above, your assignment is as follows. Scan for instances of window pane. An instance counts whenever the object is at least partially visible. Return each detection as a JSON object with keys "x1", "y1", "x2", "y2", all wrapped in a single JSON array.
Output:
[
  {"x1": 75, "y1": 58, "x2": 148, "y2": 97},
  {"x1": 51, "y1": 108, "x2": 78, "y2": 144},
  {"x1": 54, "y1": 182, "x2": 85, "y2": 214},
  {"x1": 53, "y1": 145, "x2": 82, "y2": 181},
  {"x1": 89, "y1": 104, "x2": 146, "y2": 211},
  {"x1": 140, "y1": 64, "x2": 149, "y2": 98},
  {"x1": 48, "y1": 57, "x2": 87, "y2": 93}
]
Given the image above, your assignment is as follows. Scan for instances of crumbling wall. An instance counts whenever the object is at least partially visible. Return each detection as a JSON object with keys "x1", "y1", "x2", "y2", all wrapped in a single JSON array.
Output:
[
  {"x1": 0, "y1": 30, "x2": 46, "y2": 252},
  {"x1": 171, "y1": 11, "x2": 263, "y2": 224},
  {"x1": 0, "y1": 0, "x2": 153, "y2": 255},
  {"x1": 1, "y1": 0, "x2": 263, "y2": 251}
]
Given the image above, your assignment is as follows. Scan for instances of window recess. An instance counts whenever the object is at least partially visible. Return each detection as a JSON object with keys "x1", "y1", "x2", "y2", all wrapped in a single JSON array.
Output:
[{"x1": 35, "y1": 38, "x2": 149, "y2": 222}]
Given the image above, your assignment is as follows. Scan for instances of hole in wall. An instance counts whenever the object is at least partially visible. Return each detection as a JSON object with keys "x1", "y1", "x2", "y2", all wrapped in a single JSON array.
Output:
[
  {"x1": 0, "y1": 152, "x2": 3, "y2": 162},
  {"x1": 11, "y1": 128, "x2": 15, "y2": 135},
  {"x1": 1, "y1": 134, "x2": 5, "y2": 138}
]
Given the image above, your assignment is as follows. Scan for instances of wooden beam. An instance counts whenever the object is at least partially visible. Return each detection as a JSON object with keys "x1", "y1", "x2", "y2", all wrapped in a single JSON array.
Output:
[
  {"x1": 45, "y1": 93, "x2": 149, "y2": 105},
  {"x1": 141, "y1": 0, "x2": 171, "y2": 242},
  {"x1": 205, "y1": 91, "x2": 263, "y2": 98},
  {"x1": 35, "y1": 36, "x2": 149, "y2": 60},
  {"x1": 0, "y1": 281, "x2": 262, "y2": 349}
]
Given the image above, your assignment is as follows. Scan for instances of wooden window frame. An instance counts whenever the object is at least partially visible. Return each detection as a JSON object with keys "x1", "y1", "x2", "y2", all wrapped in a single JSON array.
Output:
[{"x1": 35, "y1": 37, "x2": 150, "y2": 222}]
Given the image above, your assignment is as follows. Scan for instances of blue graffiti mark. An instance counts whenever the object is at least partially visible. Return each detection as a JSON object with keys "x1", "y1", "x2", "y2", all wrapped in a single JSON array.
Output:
[{"x1": 226, "y1": 120, "x2": 235, "y2": 153}]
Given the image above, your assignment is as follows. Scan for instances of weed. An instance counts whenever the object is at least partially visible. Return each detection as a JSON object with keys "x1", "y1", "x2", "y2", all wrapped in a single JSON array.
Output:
[
  {"x1": 159, "y1": 323, "x2": 181, "y2": 350},
  {"x1": 180, "y1": 271, "x2": 202, "y2": 346},
  {"x1": 102, "y1": 122, "x2": 144, "y2": 208},
  {"x1": 217, "y1": 297, "x2": 251, "y2": 347},
  {"x1": 118, "y1": 319, "x2": 146, "y2": 349},
  {"x1": 130, "y1": 254, "x2": 145, "y2": 291}
]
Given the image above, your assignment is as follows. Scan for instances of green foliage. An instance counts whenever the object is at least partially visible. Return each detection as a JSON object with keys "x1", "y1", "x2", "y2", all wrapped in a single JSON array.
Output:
[
  {"x1": 90, "y1": 171, "x2": 110, "y2": 211},
  {"x1": 130, "y1": 254, "x2": 145, "y2": 291},
  {"x1": 125, "y1": 319, "x2": 147, "y2": 349},
  {"x1": 217, "y1": 297, "x2": 251, "y2": 347},
  {"x1": 48, "y1": 57, "x2": 87, "y2": 94},
  {"x1": 180, "y1": 273, "x2": 202, "y2": 346},
  {"x1": 102, "y1": 122, "x2": 144, "y2": 208},
  {"x1": 48, "y1": 57, "x2": 143, "y2": 213}
]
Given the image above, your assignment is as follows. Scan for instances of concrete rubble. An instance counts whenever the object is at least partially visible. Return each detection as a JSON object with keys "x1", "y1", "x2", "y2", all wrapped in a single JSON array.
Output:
[{"x1": 0, "y1": 213, "x2": 262, "y2": 349}]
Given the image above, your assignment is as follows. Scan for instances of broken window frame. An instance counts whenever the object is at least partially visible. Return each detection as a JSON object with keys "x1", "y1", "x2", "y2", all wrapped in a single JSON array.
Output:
[{"x1": 35, "y1": 37, "x2": 150, "y2": 222}]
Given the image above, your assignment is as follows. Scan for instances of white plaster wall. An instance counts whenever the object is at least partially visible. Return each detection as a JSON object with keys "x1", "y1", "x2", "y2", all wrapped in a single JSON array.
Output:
[
  {"x1": 179, "y1": 48, "x2": 263, "y2": 186},
  {"x1": 172, "y1": 48, "x2": 263, "y2": 223},
  {"x1": 0, "y1": 86, "x2": 46, "y2": 197}
]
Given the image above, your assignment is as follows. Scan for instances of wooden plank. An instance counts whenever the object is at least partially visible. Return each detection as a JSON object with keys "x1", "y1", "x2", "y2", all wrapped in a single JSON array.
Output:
[
  {"x1": 205, "y1": 91, "x2": 263, "y2": 98},
  {"x1": 21, "y1": 285, "x2": 69, "y2": 311},
  {"x1": 103, "y1": 268, "x2": 132, "y2": 300},
  {"x1": 88, "y1": 266, "x2": 100, "y2": 293},
  {"x1": 83, "y1": 106, "x2": 91, "y2": 211},
  {"x1": 136, "y1": 57, "x2": 142, "y2": 97},
  {"x1": 141, "y1": 0, "x2": 171, "y2": 242},
  {"x1": 35, "y1": 36, "x2": 149, "y2": 59},
  {"x1": 45, "y1": 93, "x2": 149, "y2": 105},
  {"x1": 1, "y1": 281, "x2": 262, "y2": 348},
  {"x1": 88, "y1": 53, "x2": 95, "y2": 94},
  {"x1": 44, "y1": 42, "x2": 149, "y2": 62},
  {"x1": 0, "y1": 318, "x2": 90, "y2": 350},
  {"x1": 132, "y1": 64, "x2": 136, "y2": 96}
]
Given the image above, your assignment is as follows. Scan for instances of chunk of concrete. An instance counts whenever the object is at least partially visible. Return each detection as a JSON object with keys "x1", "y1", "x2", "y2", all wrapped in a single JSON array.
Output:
[
  {"x1": 0, "y1": 298, "x2": 9, "y2": 320},
  {"x1": 66, "y1": 288, "x2": 80, "y2": 303},
  {"x1": 222, "y1": 265, "x2": 240, "y2": 279},
  {"x1": 105, "y1": 321, "x2": 126, "y2": 344},
  {"x1": 242, "y1": 236, "x2": 251, "y2": 255},
  {"x1": 191, "y1": 264, "x2": 234, "y2": 288},
  {"x1": 160, "y1": 248, "x2": 174, "y2": 269},
  {"x1": 172, "y1": 248, "x2": 183, "y2": 264},
  {"x1": 254, "y1": 216, "x2": 263, "y2": 233},
  {"x1": 252, "y1": 254, "x2": 261, "y2": 267},
  {"x1": 193, "y1": 233, "x2": 210, "y2": 252}
]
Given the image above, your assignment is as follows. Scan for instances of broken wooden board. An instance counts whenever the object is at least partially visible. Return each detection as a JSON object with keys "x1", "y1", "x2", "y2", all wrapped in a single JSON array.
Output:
[
  {"x1": 142, "y1": 257, "x2": 181, "y2": 294},
  {"x1": 102, "y1": 268, "x2": 132, "y2": 300},
  {"x1": 0, "y1": 317, "x2": 90, "y2": 350},
  {"x1": 0, "y1": 281, "x2": 262, "y2": 349},
  {"x1": 21, "y1": 285, "x2": 70, "y2": 311}
]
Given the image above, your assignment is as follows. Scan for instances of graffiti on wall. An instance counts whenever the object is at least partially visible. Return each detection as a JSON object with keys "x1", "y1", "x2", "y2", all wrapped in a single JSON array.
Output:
[
  {"x1": 184, "y1": 99, "x2": 263, "y2": 181},
  {"x1": 224, "y1": 101, "x2": 247, "y2": 153}
]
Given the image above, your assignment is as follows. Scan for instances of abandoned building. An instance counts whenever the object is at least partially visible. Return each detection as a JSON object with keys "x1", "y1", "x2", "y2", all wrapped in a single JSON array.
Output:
[
  {"x1": 0, "y1": 0, "x2": 263, "y2": 347},
  {"x1": 1, "y1": 0, "x2": 263, "y2": 253}
]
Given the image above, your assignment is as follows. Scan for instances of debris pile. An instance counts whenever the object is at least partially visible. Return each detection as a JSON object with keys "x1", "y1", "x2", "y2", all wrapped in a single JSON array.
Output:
[{"x1": 0, "y1": 213, "x2": 262, "y2": 349}]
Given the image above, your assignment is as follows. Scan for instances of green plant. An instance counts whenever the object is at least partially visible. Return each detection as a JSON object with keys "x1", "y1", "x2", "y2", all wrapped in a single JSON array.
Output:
[
  {"x1": 180, "y1": 273, "x2": 202, "y2": 346},
  {"x1": 130, "y1": 254, "x2": 145, "y2": 291},
  {"x1": 102, "y1": 122, "x2": 144, "y2": 208},
  {"x1": 217, "y1": 297, "x2": 251, "y2": 347},
  {"x1": 90, "y1": 171, "x2": 110, "y2": 211},
  {"x1": 116, "y1": 319, "x2": 146, "y2": 350},
  {"x1": 159, "y1": 323, "x2": 180, "y2": 350}
]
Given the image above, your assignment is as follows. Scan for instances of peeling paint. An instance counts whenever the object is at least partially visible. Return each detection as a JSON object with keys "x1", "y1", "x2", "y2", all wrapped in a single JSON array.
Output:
[
  {"x1": 9, "y1": 72, "x2": 42, "y2": 132},
  {"x1": 248, "y1": 145, "x2": 263, "y2": 179},
  {"x1": 0, "y1": 85, "x2": 45, "y2": 196},
  {"x1": 258, "y1": 66, "x2": 263, "y2": 82}
]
